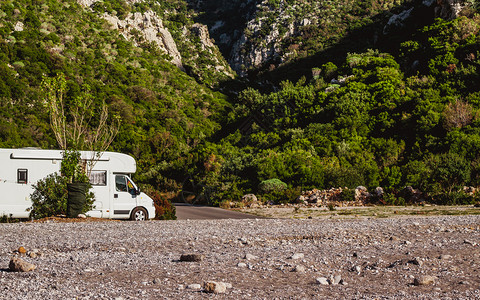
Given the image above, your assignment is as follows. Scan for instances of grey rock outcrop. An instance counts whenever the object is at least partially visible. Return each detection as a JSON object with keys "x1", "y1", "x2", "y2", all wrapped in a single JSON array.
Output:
[
  {"x1": 435, "y1": 0, "x2": 468, "y2": 19},
  {"x1": 383, "y1": 8, "x2": 414, "y2": 34},
  {"x1": 102, "y1": 11, "x2": 183, "y2": 69},
  {"x1": 77, "y1": 0, "x2": 182, "y2": 68}
]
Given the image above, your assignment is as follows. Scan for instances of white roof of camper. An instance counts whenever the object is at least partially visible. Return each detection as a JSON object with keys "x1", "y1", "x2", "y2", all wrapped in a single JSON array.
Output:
[{"x1": 2, "y1": 148, "x2": 136, "y2": 173}]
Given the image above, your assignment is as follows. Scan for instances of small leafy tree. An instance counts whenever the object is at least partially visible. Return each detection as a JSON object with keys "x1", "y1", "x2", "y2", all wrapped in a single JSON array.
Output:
[
  {"x1": 41, "y1": 73, "x2": 119, "y2": 177},
  {"x1": 29, "y1": 73, "x2": 120, "y2": 219}
]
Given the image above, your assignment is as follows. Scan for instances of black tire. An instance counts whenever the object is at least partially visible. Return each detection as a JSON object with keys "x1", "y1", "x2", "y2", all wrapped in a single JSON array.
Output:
[{"x1": 131, "y1": 207, "x2": 148, "y2": 221}]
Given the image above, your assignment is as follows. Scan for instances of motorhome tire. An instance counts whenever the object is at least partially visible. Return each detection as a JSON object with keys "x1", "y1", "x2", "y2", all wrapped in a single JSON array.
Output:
[{"x1": 131, "y1": 207, "x2": 148, "y2": 221}]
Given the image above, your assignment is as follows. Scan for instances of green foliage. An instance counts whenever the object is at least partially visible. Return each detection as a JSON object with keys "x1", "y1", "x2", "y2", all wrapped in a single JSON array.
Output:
[
  {"x1": 258, "y1": 178, "x2": 288, "y2": 194},
  {"x1": 29, "y1": 173, "x2": 95, "y2": 220},
  {"x1": 60, "y1": 150, "x2": 88, "y2": 183},
  {"x1": 259, "y1": 186, "x2": 302, "y2": 204},
  {"x1": 340, "y1": 189, "x2": 355, "y2": 201},
  {"x1": 1, "y1": 0, "x2": 480, "y2": 208}
]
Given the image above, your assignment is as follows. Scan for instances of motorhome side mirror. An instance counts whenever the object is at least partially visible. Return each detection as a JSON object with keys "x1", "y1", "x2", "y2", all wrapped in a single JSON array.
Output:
[{"x1": 136, "y1": 188, "x2": 141, "y2": 195}]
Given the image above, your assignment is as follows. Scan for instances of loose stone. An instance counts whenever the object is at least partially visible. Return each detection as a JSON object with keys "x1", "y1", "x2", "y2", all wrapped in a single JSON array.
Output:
[
  {"x1": 316, "y1": 277, "x2": 329, "y2": 285},
  {"x1": 9, "y1": 257, "x2": 36, "y2": 272},
  {"x1": 290, "y1": 253, "x2": 304, "y2": 260},
  {"x1": 180, "y1": 254, "x2": 204, "y2": 262},
  {"x1": 414, "y1": 275, "x2": 437, "y2": 286},
  {"x1": 293, "y1": 265, "x2": 305, "y2": 272},
  {"x1": 204, "y1": 281, "x2": 227, "y2": 293},
  {"x1": 186, "y1": 284, "x2": 201, "y2": 290}
]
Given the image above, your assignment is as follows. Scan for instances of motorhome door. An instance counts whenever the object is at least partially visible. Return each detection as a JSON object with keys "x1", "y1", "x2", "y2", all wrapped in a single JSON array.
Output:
[{"x1": 113, "y1": 174, "x2": 137, "y2": 218}]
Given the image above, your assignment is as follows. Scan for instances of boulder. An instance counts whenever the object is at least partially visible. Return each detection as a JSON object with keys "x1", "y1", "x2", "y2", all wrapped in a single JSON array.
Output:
[
  {"x1": 355, "y1": 186, "x2": 370, "y2": 203},
  {"x1": 204, "y1": 281, "x2": 227, "y2": 293},
  {"x1": 398, "y1": 186, "x2": 424, "y2": 203},
  {"x1": 9, "y1": 257, "x2": 36, "y2": 272},
  {"x1": 241, "y1": 194, "x2": 258, "y2": 206},
  {"x1": 179, "y1": 254, "x2": 204, "y2": 262}
]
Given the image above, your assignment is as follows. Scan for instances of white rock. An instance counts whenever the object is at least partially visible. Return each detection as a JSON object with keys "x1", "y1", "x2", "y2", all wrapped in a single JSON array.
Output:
[
  {"x1": 316, "y1": 277, "x2": 329, "y2": 285},
  {"x1": 293, "y1": 265, "x2": 305, "y2": 272},
  {"x1": 204, "y1": 281, "x2": 227, "y2": 293},
  {"x1": 186, "y1": 284, "x2": 201, "y2": 290},
  {"x1": 290, "y1": 253, "x2": 304, "y2": 260},
  {"x1": 14, "y1": 22, "x2": 24, "y2": 32}
]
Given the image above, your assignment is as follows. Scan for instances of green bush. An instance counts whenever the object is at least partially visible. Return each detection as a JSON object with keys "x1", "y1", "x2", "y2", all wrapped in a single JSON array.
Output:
[
  {"x1": 259, "y1": 186, "x2": 301, "y2": 204},
  {"x1": 340, "y1": 188, "x2": 355, "y2": 201},
  {"x1": 29, "y1": 173, "x2": 94, "y2": 219},
  {"x1": 258, "y1": 178, "x2": 288, "y2": 194},
  {"x1": 431, "y1": 191, "x2": 478, "y2": 205}
]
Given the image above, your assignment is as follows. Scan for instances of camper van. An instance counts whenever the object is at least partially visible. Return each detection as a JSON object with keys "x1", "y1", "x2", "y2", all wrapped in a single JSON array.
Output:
[{"x1": 0, "y1": 148, "x2": 155, "y2": 220}]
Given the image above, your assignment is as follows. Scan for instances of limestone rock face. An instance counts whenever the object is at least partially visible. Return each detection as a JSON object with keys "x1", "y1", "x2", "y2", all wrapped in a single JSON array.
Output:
[
  {"x1": 76, "y1": 0, "x2": 97, "y2": 7},
  {"x1": 102, "y1": 11, "x2": 183, "y2": 69},
  {"x1": 435, "y1": 0, "x2": 468, "y2": 19},
  {"x1": 192, "y1": 24, "x2": 216, "y2": 50},
  {"x1": 77, "y1": 0, "x2": 182, "y2": 68}
]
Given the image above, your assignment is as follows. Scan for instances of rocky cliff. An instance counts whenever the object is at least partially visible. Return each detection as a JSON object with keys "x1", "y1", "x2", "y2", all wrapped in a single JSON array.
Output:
[
  {"x1": 76, "y1": 0, "x2": 474, "y2": 79},
  {"x1": 192, "y1": 0, "x2": 474, "y2": 76},
  {"x1": 77, "y1": 0, "x2": 234, "y2": 84}
]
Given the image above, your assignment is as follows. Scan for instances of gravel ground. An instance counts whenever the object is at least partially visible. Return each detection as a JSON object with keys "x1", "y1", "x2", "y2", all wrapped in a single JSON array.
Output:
[{"x1": 1, "y1": 216, "x2": 480, "y2": 299}]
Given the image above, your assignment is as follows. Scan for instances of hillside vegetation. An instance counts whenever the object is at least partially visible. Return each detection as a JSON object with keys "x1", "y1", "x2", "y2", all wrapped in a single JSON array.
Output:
[{"x1": 1, "y1": 0, "x2": 480, "y2": 206}]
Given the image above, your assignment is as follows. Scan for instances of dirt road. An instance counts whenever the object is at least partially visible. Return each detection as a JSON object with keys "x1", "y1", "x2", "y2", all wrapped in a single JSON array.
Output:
[{"x1": 174, "y1": 203, "x2": 261, "y2": 220}]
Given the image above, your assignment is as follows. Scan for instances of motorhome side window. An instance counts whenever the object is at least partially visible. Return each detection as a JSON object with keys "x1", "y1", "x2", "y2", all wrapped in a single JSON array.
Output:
[
  {"x1": 89, "y1": 171, "x2": 107, "y2": 186},
  {"x1": 115, "y1": 175, "x2": 127, "y2": 192},
  {"x1": 115, "y1": 175, "x2": 136, "y2": 195},
  {"x1": 17, "y1": 169, "x2": 28, "y2": 184}
]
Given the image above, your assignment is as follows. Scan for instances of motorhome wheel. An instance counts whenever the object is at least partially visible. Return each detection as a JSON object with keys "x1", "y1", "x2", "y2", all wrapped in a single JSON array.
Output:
[{"x1": 131, "y1": 207, "x2": 148, "y2": 221}]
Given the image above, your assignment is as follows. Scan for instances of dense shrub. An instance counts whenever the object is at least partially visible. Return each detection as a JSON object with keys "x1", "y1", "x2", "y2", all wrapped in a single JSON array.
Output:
[
  {"x1": 258, "y1": 178, "x2": 288, "y2": 194},
  {"x1": 259, "y1": 187, "x2": 302, "y2": 204},
  {"x1": 29, "y1": 173, "x2": 95, "y2": 219},
  {"x1": 149, "y1": 190, "x2": 177, "y2": 220}
]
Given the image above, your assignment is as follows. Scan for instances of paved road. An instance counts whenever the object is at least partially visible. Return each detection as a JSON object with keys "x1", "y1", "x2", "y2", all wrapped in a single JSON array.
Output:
[{"x1": 174, "y1": 203, "x2": 261, "y2": 220}]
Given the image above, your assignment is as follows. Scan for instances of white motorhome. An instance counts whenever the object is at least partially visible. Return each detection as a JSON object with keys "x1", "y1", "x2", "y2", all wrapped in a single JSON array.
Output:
[{"x1": 0, "y1": 148, "x2": 156, "y2": 220}]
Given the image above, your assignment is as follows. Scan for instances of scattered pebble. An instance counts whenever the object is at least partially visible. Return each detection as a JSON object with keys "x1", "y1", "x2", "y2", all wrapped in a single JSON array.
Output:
[
  {"x1": 316, "y1": 277, "x2": 329, "y2": 285},
  {"x1": 290, "y1": 253, "x2": 304, "y2": 260},
  {"x1": 186, "y1": 284, "x2": 201, "y2": 290}
]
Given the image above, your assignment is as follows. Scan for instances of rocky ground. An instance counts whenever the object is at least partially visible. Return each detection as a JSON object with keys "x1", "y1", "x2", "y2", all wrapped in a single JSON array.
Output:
[{"x1": 1, "y1": 215, "x2": 480, "y2": 299}]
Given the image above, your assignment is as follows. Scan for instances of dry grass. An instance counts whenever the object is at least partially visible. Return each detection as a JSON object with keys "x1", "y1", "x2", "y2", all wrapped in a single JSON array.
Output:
[{"x1": 234, "y1": 205, "x2": 480, "y2": 219}]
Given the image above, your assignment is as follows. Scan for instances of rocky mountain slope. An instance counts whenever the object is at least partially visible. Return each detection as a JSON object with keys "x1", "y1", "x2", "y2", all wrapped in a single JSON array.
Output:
[
  {"x1": 0, "y1": 0, "x2": 479, "y2": 207},
  {"x1": 192, "y1": 0, "x2": 474, "y2": 78}
]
